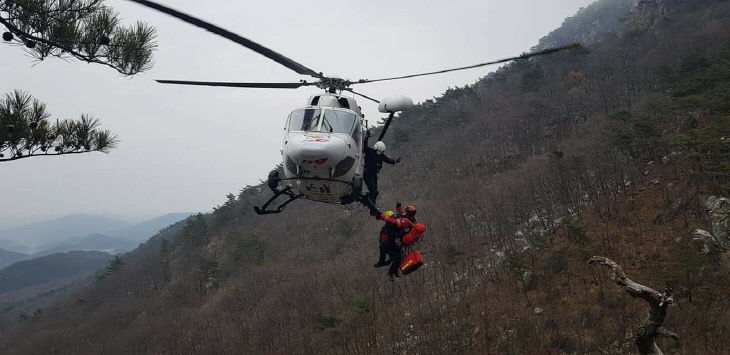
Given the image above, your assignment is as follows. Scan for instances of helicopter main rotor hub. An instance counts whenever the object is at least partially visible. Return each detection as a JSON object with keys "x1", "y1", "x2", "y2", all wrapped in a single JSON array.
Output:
[{"x1": 317, "y1": 77, "x2": 351, "y2": 93}]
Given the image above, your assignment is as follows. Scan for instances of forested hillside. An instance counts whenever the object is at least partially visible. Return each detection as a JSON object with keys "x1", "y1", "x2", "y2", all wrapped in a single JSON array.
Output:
[
  {"x1": 0, "y1": 251, "x2": 113, "y2": 332},
  {"x1": 2, "y1": 0, "x2": 729, "y2": 353},
  {"x1": 0, "y1": 251, "x2": 111, "y2": 295}
]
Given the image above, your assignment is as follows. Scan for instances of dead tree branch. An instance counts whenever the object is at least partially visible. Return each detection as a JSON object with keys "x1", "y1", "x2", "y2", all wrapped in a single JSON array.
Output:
[{"x1": 588, "y1": 256, "x2": 679, "y2": 355}]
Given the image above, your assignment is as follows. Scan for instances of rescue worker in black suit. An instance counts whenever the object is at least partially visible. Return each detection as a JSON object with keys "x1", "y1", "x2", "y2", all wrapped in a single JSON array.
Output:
[{"x1": 363, "y1": 130, "x2": 400, "y2": 205}]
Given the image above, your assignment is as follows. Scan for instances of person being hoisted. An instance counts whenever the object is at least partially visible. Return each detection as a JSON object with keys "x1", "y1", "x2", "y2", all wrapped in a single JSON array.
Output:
[
  {"x1": 373, "y1": 209, "x2": 398, "y2": 269},
  {"x1": 363, "y1": 129, "x2": 400, "y2": 206},
  {"x1": 375, "y1": 203, "x2": 417, "y2": 280}
]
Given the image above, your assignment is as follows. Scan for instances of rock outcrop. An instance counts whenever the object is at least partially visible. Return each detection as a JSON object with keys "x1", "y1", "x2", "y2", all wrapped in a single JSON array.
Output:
[
  {"x1": 693, "y1": 229, "x2": 722, "y2": 254},
  {"x1": 703, "y1": 196, "x2": 730, "y2": 243},
  {"x1": 693, "y1": 196, "x2": 730, "y2": 254}
]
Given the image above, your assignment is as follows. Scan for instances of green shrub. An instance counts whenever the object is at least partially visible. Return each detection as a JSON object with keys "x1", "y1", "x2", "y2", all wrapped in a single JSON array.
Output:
[
  {"x1": 198, "y1": 259, "x2": 219, "y2": 275},
  {"x1": 504, "y1": 251, "x2": 527, "y2": 275},
  {"x1": 559, "y1": 217, "x2": 589, "y2": 244},
  {"x1": 610, "y1": 111, "x2": 632, "y2": 122},
  {"x1": 233, "y1": 235, "x2": 267, "y2": 265},
  {"x1": 350, "y1": 295, "x2": 373, "y2": 314},
  {"x1": 313, "y1": 313, "x2": 340, "y2": 330}
]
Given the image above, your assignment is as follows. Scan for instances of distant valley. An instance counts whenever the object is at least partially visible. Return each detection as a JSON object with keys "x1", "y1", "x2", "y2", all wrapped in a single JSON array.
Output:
[
  {"x1": 0, "y1": 212, "x2": 194, "y2": 257},
  {"x1": 31, "y1": 233, "x2": 139, "y2": 257},
  {"x1": 0, "y1": 248, "x2": 29, "y2": 270},
  {"x1": 0, "y1": 214, "x2": 131, "y2": 254},
  {"x1": 0, "y1": 213, "x2": 195, "y2": 332}
]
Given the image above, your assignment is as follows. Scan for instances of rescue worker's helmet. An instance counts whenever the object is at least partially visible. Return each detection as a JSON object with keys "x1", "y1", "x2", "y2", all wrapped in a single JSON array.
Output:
[
  {"x1": 374, "y1": 141, "x2": 386, "y2": 155},
  {"x1": 384, "y1": 210, "x2": 394, "y2": 218},
  {"x1": 405, "y1": 205, "x2": 417, "y2": 218}
]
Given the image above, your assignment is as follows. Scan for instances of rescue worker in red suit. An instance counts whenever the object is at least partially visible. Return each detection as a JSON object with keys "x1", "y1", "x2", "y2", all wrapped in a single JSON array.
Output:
[
  {"x1": 375, "y1": 203, "x2": 417, "y2": 280},
  {"x1": 374, "y1": 209, "x2": 400, "y2": 268}
]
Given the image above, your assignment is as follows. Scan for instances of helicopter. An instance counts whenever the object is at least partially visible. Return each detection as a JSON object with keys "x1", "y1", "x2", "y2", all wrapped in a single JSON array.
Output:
[{"x1": 127, "y1": 0, "x2": 581, "y2": 215}]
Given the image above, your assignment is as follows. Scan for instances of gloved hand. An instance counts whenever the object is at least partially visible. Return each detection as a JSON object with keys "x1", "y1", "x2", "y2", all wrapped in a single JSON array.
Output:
[
  {"x1": 375, "y1": 209, "x2": 384, "y2": 220},
  {"x1": 395, "y1": 157, "x2": 401, "y2": 163}
]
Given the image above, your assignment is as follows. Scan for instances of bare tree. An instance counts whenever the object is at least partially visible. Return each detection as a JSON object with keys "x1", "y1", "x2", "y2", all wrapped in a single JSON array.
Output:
[{"x1": 588, "y1": 256, "x2": 679, "y2": 355}]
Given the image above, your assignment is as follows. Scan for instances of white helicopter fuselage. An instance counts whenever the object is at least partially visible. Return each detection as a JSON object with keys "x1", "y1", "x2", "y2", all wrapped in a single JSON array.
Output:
[{"x1": 280, "y1": 93, "x2": 365, "y2": 203}]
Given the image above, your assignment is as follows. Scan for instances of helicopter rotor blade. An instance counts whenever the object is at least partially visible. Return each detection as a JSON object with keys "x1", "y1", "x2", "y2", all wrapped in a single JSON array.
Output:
[
  {"x1": 350, "y1": 43, "x2": 581, "y2": 85},
  {"x1": 342, "y1": 89, "x2": 380, "y2": 104},
  {"x1": 155, "y1": 80, "x2": 314, "y2": 89},
  {"x1": 126, "y1": 0, "x2": 323, "y2": 79}
]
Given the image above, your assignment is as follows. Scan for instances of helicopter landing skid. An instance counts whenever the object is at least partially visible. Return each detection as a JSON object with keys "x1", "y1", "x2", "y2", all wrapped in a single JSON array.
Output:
[{"x1": 254, "y1": 186, "x2": 303, "y2": 215}]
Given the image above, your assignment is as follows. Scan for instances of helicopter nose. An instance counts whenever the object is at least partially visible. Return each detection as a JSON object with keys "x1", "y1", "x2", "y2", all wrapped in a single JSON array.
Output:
[
  {"x1": 292, "y1": 136, "x2": 346, "y2": 161},
  {"x1": 286, "y1": 136, "x2": 350, "y2": 178}
]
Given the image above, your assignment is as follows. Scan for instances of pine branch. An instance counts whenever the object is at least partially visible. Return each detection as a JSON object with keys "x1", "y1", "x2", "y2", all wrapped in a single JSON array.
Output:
[
  {"x1": 1, "y1": 0, "x2": 156, "y2": 75},
  {"x1": 0, "y1": 15, "x2": 122, "y2": 72},
  {"x1": 0, "y1": 90, "x2": 119, "y2": 163},
  {"x1": 0, "y1": 149, "x2": 102, "y2": 161}
]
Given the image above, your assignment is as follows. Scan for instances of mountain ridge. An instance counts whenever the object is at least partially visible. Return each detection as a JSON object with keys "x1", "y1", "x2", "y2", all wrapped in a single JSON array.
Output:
[
  {"x1": 0, "y1": 212, "x2": 195, "y2": 254},
  {"x1": 32, "y1": 234, "x2": 139, "y2": 257},
  {"x1": 0, "y1": 248, "x2": 28, "y2": 270},
  {"x1": 109, "y1": 212, "x2": 195, "y2": 242},
  {"x1": 0, "y1": 214, "x2": 132, "y2": 253}
]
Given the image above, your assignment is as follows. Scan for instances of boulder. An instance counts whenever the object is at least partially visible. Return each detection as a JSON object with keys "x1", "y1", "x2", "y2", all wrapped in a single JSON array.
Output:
[
  {"x1": 522, "y1": 271, "x2": 536, "y2": 290},
  {"x1": 693, "y1": 229, "x2": 721, "y2": 254},
  {"x1": 703, "y1": 196, "x2": 730, "y2": 243}
]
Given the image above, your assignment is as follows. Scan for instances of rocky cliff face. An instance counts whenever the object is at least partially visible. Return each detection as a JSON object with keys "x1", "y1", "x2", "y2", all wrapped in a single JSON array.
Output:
[
  {"x1": 635, "y1": 0, "x2": 666, "y2": 11},
  {"x1": 635, "y1": 0, "x2": 686, "y2": 11},
  {"x1": 693, "y1": 196, "x2": 730, "y2": 254},
  {"x1": 704, "y1": 196, "x2": 730, "y2": 243},
  {"x1": 634, "y1": 0, "x2": 718, "y2": 13},
  {"x1": 535, "y1": 0, "x2": 691, "y2": 50},
  {"x1": 536, "y1": 0, "x2": 637, "y2": 48}
]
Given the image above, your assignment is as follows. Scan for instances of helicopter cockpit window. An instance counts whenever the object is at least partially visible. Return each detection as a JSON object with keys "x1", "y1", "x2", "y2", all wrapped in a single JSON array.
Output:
[
  {"x1": 351, "y1": 118, "x2": 361, "y2": 142},
  {"x1": 320, "y1": 110, "x2": 357, "y2": 135},
  {"x1": 288, "y1": 109, "x2": 322, "y2": 131},
  {"x1": 337, "y1": 97, "x2": 350, "y2": 109}
]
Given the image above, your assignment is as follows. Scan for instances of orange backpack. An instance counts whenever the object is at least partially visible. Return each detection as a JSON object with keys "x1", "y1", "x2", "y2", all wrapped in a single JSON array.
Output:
[{"x1": 402, "y1": 223, "x2": 426, "y2": 245}]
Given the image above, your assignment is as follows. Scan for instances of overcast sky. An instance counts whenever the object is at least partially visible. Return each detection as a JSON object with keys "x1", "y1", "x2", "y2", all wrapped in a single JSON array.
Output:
[{"x1": 0, "y1": 0, "x2": 595, "y2": 227}]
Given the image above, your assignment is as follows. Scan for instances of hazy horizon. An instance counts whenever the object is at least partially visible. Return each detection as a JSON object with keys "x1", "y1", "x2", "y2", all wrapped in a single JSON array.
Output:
[
  {"x1": 0, "y1": 211, "x2": 199, "y2": 230},
  {"x1": 1, "y1": 0, "x2": 594, "y2": 227}
]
